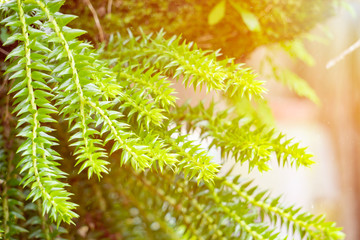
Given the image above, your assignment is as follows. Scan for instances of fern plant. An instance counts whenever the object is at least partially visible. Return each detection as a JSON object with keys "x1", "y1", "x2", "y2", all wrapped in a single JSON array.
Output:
[{"x1": 0, "y1": 0, "x2": 345, "y2": 239}]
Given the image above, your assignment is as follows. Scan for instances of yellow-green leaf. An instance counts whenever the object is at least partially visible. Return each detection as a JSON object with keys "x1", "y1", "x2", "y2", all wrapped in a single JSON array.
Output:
[
  {"x1": 208, "y1": 0, "x2": 226, "y2": 25},
  {"x1": 229, "y1": 0, "x2": 261, "y2": 32},
  {"x1": 281, "y1": 39, "x2": 315, "y2": 66},
  {"x1": 272, "y1": 65, "x2": 320, "y2": 104}
]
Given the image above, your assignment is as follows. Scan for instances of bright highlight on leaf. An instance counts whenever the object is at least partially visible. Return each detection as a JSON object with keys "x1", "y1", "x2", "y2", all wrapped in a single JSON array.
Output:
[
  {"x1": 229, "y1": 0, "x2": 261, "y2": 32},
  {"x1": 266, "y1": 57, "x2": 320, "y2": 104},
  {"x1": 281, "y1": 39, "x2": 315, "y2": 66},
  {"x1": 208, "y1": 0, "x2": 226, "y2": 25}
]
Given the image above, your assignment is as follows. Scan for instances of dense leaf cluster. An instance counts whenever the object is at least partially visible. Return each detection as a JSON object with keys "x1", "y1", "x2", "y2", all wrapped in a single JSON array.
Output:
[
  {"x1": 0, "y1": 0, "x2": 345, "y2": 239},
  {"x1": 62, "y1": 0, "x2": 340, "y2": 58}
]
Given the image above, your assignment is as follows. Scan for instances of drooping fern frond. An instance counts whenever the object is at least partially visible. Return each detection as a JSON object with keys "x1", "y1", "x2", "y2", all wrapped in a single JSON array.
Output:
[
  {"x1": 35, "y1": 0, "x2": 112, "y2": 179},
  {"x1": 100, "y1": 30, "x2": 266, "y2": 99},
  {"x1": 1, "y1": 0, "x2": 222, "y2": 225},
  {"x1": 101, "y1": 165, "x2": 343, "y2": 240},
  {"x1": 221, "y1": 176, "x2": 345, "y2": 240},
  {"x1": 171, "y1": 102, "x2": 314, "y2": 171},
  {"x1": 263, "y1": 55, "x2": 320, "y2": 104},
  {"x1": 2, "y1": 0, "x2": 78, "y2": 225}
]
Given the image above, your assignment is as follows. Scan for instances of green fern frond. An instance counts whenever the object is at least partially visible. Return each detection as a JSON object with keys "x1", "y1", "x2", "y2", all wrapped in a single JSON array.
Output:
[
  {"x1": 157, "y1": 125, "x2": 219, "y2": 183},
  {"x1": 115, "y1": 66, "x2": 177, "y2": 110},
  {"x1": 87, "y1": 100, "x2": 154, "y2": 170},
  {"x1": 2, "y1": 0, "x2": 78, "y2": 225},
  {"x1": 171, "y1": 102, "x2": 315, "y2": 171},
  {"x1": 101, "y1": 30, "x2": 265, "y2": 99},
  {"x1": 1, "y1": 0, "x2": 223, "y2": 226},
  {"x1": 266, "y1": 56, "x2": 320, "y2": 104},
  {"x1": 221, "y1": 176, "x2": 345, "y2": 240},
  {"x1": 109, "y1": 166, "x2": 343, "y2": 240},
  {"x1": 280, "y1": 39, "x2": 315, "y2": 66},
  {"x1": 34, "y1": 0, "x2": 110, "y2": 179}
]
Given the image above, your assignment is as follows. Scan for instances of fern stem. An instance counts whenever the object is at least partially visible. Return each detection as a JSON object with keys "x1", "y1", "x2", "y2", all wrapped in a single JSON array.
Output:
[
  {"x1": 121, "y1": 91, "x2": 165, "y2": 127},
  {"x1": 160, "y1": 132, "x2": 218, "y2": 183},
  {"x1": 17, "y1": 0, "x2": 59, "y2": 211},
  {"x1": 35, "y1": 0, "x2": 95, "y2": 169},
  {"x1": 175, "y1": 105, "x2": 271, "y2": 162},
  {"x1": 86, "y1": 100, "x2": 150, "y2": 168}
]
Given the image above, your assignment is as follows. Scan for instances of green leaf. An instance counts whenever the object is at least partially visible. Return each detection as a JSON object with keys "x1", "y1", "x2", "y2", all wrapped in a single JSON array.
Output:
[
  {"x1": 62, "y1": 26, "x2": 87, "y2": 40},
  {"x1": 229, "y1": 0, "x2": 261, "y2": 32},
  {"x1": 268, "y1": 59, "x2": 320, "y2": 104},
  {"x1": 281, "y1": 39, "x2": 315, "y2": 66},
  {"x1": 208, "y1": 0, "x2": 226, "y2": 25},
  {"x1": 5, "y1": 45, "x2": 25, "y2": 61},
  {"x1": 55, "y1": 13, "x2": 78, "y2": 27}
]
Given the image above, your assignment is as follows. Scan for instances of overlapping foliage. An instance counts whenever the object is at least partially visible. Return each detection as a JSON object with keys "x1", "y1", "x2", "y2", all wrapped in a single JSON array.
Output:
[
  {"x1": 0, "y1": 0, "x2": 345, "y2": 239},
  {"x1": 62, "y1": 0, "x2": 341, "y2": 58}
]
